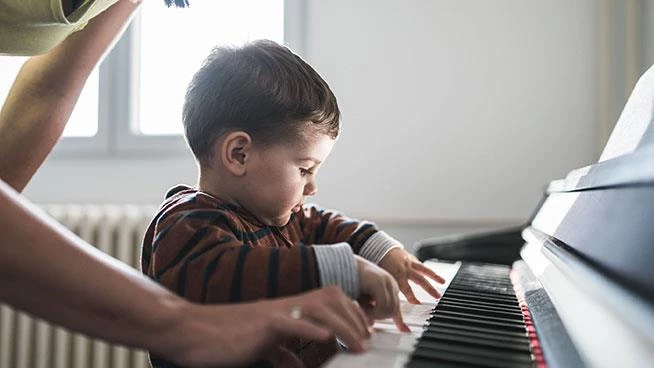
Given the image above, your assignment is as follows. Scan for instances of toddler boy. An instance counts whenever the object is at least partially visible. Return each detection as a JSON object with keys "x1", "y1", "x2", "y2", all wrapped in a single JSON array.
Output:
[{"x1": 141, "y1": 39, "x2": 444, "y2": 366}]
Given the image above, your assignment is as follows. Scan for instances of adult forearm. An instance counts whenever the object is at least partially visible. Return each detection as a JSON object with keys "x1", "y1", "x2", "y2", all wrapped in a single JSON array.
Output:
[
  {"x1": 0, "y1": 179, "x2": 188, "y2": 352},
  {"x1": 0, "y1": 0, "x2": 138, "y2": 191}
]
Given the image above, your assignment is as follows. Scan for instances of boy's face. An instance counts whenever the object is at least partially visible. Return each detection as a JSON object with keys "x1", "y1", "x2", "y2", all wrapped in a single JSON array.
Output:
[{"x1": 239, "y1": 133, "x2": 335, "y2": 227}]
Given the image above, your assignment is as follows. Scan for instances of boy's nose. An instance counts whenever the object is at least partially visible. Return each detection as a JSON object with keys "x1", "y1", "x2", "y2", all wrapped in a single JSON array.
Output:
[{"x1": 304, "y1": 181, "x2": 317, "y2": 196}]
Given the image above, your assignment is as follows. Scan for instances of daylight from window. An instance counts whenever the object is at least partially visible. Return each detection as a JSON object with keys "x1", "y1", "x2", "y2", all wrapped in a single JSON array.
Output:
[{"x1": 138, "y1": 0, "x2": 284, "y2": 135}]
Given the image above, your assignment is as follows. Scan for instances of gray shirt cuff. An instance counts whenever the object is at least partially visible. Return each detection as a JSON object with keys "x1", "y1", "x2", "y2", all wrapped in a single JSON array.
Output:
[
  {"x1": 313, "y1": 243, "x2": 360, "y2": 299},
  {"x1": 358, "y1": 231, "x2": 402, "y2": 264}
]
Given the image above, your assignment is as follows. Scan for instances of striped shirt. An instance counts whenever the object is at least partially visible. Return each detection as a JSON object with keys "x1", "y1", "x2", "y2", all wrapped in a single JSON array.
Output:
[{"x1": 141, "y1": 184, "x2": 400, "y2": 303}]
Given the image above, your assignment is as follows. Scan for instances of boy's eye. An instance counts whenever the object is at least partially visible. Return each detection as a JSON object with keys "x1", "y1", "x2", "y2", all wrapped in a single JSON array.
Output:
[{"x1": 300, "y1": 168, "x2": 313, "y2": 176}]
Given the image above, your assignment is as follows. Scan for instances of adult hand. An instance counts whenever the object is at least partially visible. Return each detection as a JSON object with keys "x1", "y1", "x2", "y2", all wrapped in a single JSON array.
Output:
[
  {"x1": 355, "y1": 255, "x2": 410, "y2": 333},
  {"x1": 378, "y1": 247, "x2": 445, "y2": 304},
  {"x1": 163, "y1": 286, "x2": 370, "y2": 367}
]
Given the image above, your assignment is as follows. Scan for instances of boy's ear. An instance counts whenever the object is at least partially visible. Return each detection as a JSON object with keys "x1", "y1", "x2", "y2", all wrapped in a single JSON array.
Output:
[{"x1": 220, "y1": 131, "x2": 252, "y2": 176}]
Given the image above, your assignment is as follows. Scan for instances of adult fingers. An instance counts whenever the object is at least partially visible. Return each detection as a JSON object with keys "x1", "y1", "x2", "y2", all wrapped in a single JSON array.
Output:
[
  {"x1": 410, "y1": 271, "x2": 442, "y2": 299},
  {"x1": 303, "y1": 302, "x2": 367, "y2": 353},
  {"x1": 323, "y1": 291, "x2": 369, "y2": 340},
  {"x1": 412, "y1": 262, "x2": 446, "y2": 284},
  {"x1": 338, "y1": 294, "x2": 370, "y2": 339},
  {"x1": 269, "y1": 314, "x2": 332, "y2": 341}
]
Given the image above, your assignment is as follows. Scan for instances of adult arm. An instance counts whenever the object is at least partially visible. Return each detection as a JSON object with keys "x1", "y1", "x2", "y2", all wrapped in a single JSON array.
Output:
[
  {"x1": 0, "y1": 0, "x2": 137, "y2": 192},
  {"x1": 0, "y1": 179, "x2": 368, "y2": 366}
]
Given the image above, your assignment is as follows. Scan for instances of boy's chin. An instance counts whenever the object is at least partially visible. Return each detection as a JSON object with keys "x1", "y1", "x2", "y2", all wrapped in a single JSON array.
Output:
[
  {"x1": 273, "y1": 216, "x2": 292, "y2": 227},
  {"x1": 264, "y1": 214, "x2": 292, "y2": 227}
]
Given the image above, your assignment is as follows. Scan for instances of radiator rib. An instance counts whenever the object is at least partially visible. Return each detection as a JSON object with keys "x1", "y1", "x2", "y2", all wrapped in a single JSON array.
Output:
[{"x1": 0, "y1": 205, "x2": 157, "y2": 368}]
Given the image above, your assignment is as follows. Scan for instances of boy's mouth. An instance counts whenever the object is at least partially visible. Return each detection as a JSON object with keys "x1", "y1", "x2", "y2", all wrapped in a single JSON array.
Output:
[{"x1": 291, "y1": 203, "x2": 303, "y2": 213}]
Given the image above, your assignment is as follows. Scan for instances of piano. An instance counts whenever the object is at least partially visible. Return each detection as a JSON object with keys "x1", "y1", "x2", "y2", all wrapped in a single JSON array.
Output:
[{"x1": 325, "y1": 64, "x2": 654, "y2": 368}]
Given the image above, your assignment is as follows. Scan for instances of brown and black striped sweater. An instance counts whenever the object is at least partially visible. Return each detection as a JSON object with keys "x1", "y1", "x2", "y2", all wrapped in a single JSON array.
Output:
[{"x1": 141, "y1": 185, "x2": 400, "y2": 367}]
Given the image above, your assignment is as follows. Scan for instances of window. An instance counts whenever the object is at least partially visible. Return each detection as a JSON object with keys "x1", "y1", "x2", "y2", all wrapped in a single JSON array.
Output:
[
  {"x1": 0, "y1": 0, "x2": 303, "y2": 156},
  {"x1": 138, "y1": 0, "x2": 284, "y2": 136}
]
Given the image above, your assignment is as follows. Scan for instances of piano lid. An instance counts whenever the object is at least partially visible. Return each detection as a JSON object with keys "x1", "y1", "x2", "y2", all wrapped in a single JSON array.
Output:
[{"x1": 599, "y1": 63, "x2": 654, "y2": 162}]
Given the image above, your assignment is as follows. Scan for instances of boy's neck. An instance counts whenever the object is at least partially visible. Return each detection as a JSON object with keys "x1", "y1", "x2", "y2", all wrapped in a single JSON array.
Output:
[{"x1": 197, "y1": 170, "x2": 239, "y2": 205}]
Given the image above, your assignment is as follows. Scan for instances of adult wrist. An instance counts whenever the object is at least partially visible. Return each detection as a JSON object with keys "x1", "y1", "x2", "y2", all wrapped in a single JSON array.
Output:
[{"x1": 143, "y1": 293, "x2": 196, "y2": 362}]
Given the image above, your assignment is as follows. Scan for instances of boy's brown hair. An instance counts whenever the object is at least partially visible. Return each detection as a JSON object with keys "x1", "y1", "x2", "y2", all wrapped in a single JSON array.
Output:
[{"x1": 182, "y1": 39, "x2": 341, "y2": 164}]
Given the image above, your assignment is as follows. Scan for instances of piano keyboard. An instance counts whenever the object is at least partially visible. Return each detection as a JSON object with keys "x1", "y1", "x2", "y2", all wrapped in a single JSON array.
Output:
[{"x1": 325, "y1": 261, "x2": 543, "y2": 368}]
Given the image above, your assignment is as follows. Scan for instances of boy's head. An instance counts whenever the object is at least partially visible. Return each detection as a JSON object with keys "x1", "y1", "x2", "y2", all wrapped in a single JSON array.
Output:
[
  {"x1": 184, "y1": 40, "x2": 341, "y2": 226},
  {"x1": 183, "y1": 39, "x2": 340, "y2": 167}
]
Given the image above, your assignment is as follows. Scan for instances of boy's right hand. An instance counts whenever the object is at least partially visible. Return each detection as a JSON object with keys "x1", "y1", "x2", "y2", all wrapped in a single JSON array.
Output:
[{"x1": 355, "y1": 255, "x2": 410, "y2": 332}]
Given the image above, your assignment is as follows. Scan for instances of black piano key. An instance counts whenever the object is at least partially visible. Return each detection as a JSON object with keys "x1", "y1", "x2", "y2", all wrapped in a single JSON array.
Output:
[
  {"x1": 440, "y1": 298, "x2": 522, "y2": 313},
  {"x1": 419, "y1": 330, "x2": 531, "y2": 353},
  {"x1": 446, "y1": 283, "x2": 515, "y2": 293},
  {"x1": 443, "y1": 290, "x2": 519, "y2": 306},
  {"x1": 405, "y1": 357, "x2": 470, "y2": 368},
  {"x1": 429, "y1": 312, "x2": 526, "y2": 332},
  {"x1": 426, "y1": 320, "x2": 528, "y2": 339},
  {"x1": 433, "y1": 309, "x2": 525, "y2": 325},
  {"x1": 449, "y1": 285, "x2": 515, "y2": 296},
  {"x1": 452, "y1": 279, "x2": 512, "y2": 287},
  {"x1": 435, "y1": 303, "x2": 525, "y2": 320},
  {"x1": 411, "y1": 344, "x2": 533, "y2": 368},
  {"x1": 406, "y1": 262, "x2": 536, "y2": 368},
  {"x1": 445, "y1": 287, "x2": 518, "y2": 300},
  {"x1": 414, "y1": 340, "x2": 534, "y2": 364},
  {"x1": 421, "y1": 325, "x2": 531, "y2": 347},
  {"x1": 438, "y1": 298, "x2": 523, "y2": 314}
]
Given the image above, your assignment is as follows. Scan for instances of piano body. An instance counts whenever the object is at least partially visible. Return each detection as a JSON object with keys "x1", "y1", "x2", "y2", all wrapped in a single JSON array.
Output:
[{"x1": 325, "y1": 64, "x2": 654, "y2": 368}]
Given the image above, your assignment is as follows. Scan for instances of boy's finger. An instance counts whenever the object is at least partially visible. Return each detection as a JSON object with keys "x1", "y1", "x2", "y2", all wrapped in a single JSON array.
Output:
[
  {"x1": 351, "y1": 301, "x2": 373, "y2": 335},
  {"x1": 380, "y1": 281, "x2": 395, "y2": 318},
  {"x1": 411, "y1": 272, "x2": 442, "y2": 299},
  {"x1": 392, "y1": 312, "x2": 411, "y2": 333},
  {"x1": 413, "y1": 262, "x2": 446, "y2": 284},
  {"x1": 399, "y1": 281, "x2": 420, "y2": 304}
]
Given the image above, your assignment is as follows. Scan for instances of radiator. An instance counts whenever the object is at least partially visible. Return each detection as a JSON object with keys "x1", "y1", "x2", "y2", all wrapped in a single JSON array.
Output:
[{"x1": 0, "y1": 204, "x2": 157, "y2": 368}]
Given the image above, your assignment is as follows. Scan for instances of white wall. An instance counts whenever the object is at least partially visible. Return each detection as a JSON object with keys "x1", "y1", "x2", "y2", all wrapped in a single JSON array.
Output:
[
  {"x1": 646, "y1": 1, "x2": 654, "y2": 67},
  {"x1": 23, "y1": 0, "x2": 632, "y2": 245}
]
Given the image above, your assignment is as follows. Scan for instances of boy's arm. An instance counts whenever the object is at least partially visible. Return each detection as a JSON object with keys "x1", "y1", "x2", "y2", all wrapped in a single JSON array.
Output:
[
  {"x1": 0, "y1": 0, "x2": 138, "y2": 192},
  {"x1": 296, "y1": 206, "x2": 410, "y2": 330},
  {"x1": 146, "y1": 209, "x2": 328, "y2": 303},
  {"x1": 299, "y1": 205, "x2": 446, "y2": 303},
  {"x1": 299, "y1": 205, "x2": 402, "y2": 264}
]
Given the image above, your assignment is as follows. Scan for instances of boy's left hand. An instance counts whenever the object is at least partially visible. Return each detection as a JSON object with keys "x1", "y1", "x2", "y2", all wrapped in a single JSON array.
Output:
[{"x1": 378, "y1": 247, "x2": 446, "y2": 304}]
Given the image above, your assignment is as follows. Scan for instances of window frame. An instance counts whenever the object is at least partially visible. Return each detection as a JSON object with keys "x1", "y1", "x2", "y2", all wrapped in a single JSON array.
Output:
[{"x1": 52, "y1": 0, "x2": 305, "y2": 158}]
